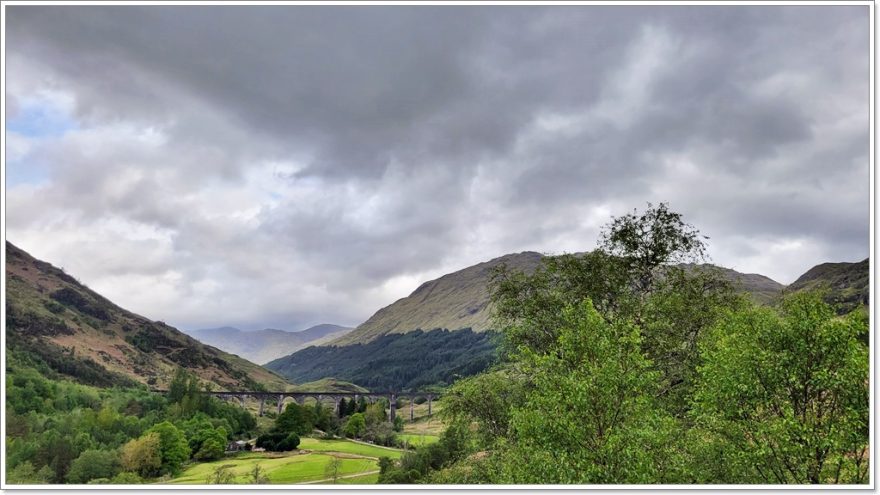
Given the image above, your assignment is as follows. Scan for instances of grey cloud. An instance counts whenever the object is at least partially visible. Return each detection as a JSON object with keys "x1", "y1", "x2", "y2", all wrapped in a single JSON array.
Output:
[{"x1": 4, "y1": 5, "x2": 869, "y2": 328}]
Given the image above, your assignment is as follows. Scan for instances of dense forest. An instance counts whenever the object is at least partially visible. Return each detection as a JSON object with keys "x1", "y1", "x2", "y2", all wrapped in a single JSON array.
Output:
[
  {"x1": 265, "y1": 328, "x2": 499, "y2": 391},
  {"x1": 378, "y1": 203, "x2": 870, "y2": 484},
  {"x1": 6, "y1": 355, "x2": 256, "y2": 484}
]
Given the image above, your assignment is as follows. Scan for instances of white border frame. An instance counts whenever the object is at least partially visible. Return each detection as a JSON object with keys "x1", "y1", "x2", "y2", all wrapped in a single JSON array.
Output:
[{"x1": 0, "y1": 1, "x2": 874, "y2": 492}]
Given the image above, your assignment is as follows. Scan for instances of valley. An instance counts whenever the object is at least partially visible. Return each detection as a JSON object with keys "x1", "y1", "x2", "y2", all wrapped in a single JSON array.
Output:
[{"x1": 4, "y1": 209, "x2": 870, "y2": 485}]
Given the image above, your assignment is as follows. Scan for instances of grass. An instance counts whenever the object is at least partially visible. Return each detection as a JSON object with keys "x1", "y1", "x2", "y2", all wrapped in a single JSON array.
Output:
[
  {"x1": 163, "y1": 437, "x2": 402, "y2": 485},
  {"x1": 397, "y1": 433, "x2": 440, "y2": 447},
  {"x1": 326, "y1": 472, "x2": 380, "y2": 484},
  {"x1": 299, "y1": 437, "x2": 403, "y2": 459}
]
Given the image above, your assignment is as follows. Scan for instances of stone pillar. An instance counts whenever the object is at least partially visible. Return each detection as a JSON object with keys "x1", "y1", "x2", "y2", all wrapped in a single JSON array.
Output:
[
  {"x1": 410, "y1": 396, "x2": 415, "y2": 421},
  {"x1": 259, "y1": 396, "x2": 266, "y2": 417},
  {"x1": 239, "y1": 396, "x2": 245, "y2": 408},
  {"x1": 334, "y1": 397, "x2": 341, "y2": 415},
  {"x1": 294, "y1": 395, "x2": 305, "y2": 406},
  {"x1": 277, "y1": 395, "x2": 285, "y2": 415},
  {"x1": 427, "y1": 395, "x2": 433, "y2": 416},
  {"x1": 389, "y1": 393, "x2": 396, "y2": 423}
]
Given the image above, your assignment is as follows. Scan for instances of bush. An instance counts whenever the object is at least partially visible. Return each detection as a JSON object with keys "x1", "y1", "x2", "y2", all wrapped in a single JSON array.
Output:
[
  {"x1": 66, "y1": 449, "x2": 120, "y2": 484},
  {"x1": 255, "y1": 432, "x2": 300, "y2": 452}
]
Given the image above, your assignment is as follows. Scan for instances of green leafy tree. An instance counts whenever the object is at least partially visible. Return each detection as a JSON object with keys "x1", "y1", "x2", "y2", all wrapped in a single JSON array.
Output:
[
  {"x1": 492, "y1": 300, "x2": 682, "y2": 483},
  {"x1": 108, "y1": 472, "x2": 143, "y2": 484},
  {"x1": 343, "y1": 413, "x2": 366, "y2": 438},
  {"x1": 66, "y1": 449, "x2": 120, "y2": 484},
  {"x1": 275, "y1": 402, "x2": 315, "y2": 436},
  {"x1": 120, "y1": 432, "x2": 162, "y2": 478},
  {"x1": 194, "y1": 435, "x2": 226, "y2": 461},
  {"x1": 146, "y1": 421, "x2": 191, "y2": 475},
  {"x1": 443, "y1": 368, "x2": 525, "y2": 445},
  {"x1": 249, "y1": 463, "x2": 270, "y2": 484},
  {"x1": 6, "y1": 461, "x2": 54, "y2": 484},
  {"x1": 693, "y1": 292, "x2": 869, "y2": 484},
  {"x1": 324, "y1": 455, "x2": 342, "y2": 484},
  {"x1": 599, "y1": 202, "x2": 707, "y2": 294},
  {"x1": 206, "y1": 464, "x2": 237, "y2": 484}
]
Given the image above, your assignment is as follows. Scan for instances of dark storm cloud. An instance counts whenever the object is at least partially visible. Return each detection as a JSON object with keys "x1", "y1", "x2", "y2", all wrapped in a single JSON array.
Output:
[{"x1": 5, "y1": 5, "x2": 869, "y2": 329}]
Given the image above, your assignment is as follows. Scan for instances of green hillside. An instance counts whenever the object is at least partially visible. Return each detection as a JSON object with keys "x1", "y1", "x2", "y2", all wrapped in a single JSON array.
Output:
[
  {"x1": 266, "y1": 329, "x2": 498, "y2": 391},
  {"x1": 5, "y1": 241, "x2": 290, "y2": 390}
]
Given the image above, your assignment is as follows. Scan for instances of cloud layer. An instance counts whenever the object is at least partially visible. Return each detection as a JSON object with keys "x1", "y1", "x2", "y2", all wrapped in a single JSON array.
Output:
[{"x1": 5, "y1": 6, "x2": 869, "y2": 330}]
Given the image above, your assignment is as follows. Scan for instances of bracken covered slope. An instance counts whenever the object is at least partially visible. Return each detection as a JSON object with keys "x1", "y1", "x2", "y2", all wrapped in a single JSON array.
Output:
[
  {"x1": 330, "y1": 252, "x2": 544, "y2": 345},
  {"x1": 5, "y1": 241, "x2": 290, "y2": 390}
]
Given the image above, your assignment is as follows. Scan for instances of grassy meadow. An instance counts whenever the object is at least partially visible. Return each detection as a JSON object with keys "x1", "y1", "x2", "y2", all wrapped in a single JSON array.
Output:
[{"x1": 164, "y1": 438, "x2": 403, "y2": 485}]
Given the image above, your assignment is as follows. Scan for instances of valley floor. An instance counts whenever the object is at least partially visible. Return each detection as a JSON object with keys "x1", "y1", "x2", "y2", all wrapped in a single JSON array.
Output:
[{"x1": 162, "y1": 438, "x2": 403, "y2": 485}]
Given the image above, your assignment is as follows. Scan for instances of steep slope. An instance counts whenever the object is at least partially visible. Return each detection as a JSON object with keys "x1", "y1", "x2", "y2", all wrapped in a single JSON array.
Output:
[
  {"x1": 266, "y1": 329, "x2": 499, "y2": 391},
  {"x1": 786, "y1": 258, "x2": 869, "y2": 313},
  {"x1": 330, "y1": 252, "x2": 544, "y2": 345},
  {"x1": 332, "y1": 252, "x2": 786, "y2": 346},
  {"x1": 5, "y1": 241, "x2": 290, "y2": 390},
  {"x1": 187, "y1": 324, "x2": 353, "y2": 364}
]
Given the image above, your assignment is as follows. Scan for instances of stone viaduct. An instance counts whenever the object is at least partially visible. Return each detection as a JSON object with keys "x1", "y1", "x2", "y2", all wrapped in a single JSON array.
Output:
[{"x1": 154, "y1": 389, "x2": 437, "y2": 422}]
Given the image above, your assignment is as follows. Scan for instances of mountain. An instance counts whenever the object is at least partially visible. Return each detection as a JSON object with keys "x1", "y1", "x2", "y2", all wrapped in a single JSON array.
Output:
[
  {"x1": 330, "y1": 251, "x2": 789, "y2": 346},
  {"x1": 5, "y1": 241, "x2": 290, "y2": 390},
  {"x1": 684, "y1": 264, "x2": 785, "y2": 304},
  {"x1": 786, "y1": 258, "x2": 869, "y2": 313},
  {"x1": 330, "y1": 252, "x2": 544, "y2": 346},
  {"x1": 272, "y1": 252, "x2": 868, "y2": 391},
  {"x1": 187, "y1": 324, "x2": 353, "y2": 364},
  {"x1": 265, "y1": 328, "x2": 499, "y2": 392}
]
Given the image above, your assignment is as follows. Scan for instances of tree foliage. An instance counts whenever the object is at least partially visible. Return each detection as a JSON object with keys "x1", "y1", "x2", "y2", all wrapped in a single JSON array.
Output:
[{"x1": 692, "y1": 292, "x2": 869, "y2": 483}]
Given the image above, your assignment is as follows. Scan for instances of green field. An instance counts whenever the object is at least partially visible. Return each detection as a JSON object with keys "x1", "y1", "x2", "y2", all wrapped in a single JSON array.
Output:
[
  {"x1": 397, "y1": 433, "x2": 440, "y2": 448},
  {"x1": 331, "y1": 472, "x2": 381, "y2": 484},
  {"x1": 299, "y1": 437, "x2": 403, "y2": 459},
  {"x1": 164, "y1": 438, "x2": 401, "y2": 485}
]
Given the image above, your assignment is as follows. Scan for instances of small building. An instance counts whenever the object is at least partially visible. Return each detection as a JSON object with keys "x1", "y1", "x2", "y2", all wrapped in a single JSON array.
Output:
[{"x1": 226, "y1": 440, "x2": 248, "y2": 452}]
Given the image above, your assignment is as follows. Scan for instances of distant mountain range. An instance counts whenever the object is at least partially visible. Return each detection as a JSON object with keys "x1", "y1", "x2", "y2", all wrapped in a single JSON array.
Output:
[
  {"x1": 186, "y1": 324, "x2": 353, "y2": 364},
  {"x1": 268, "y1": 251, "x2": 869, "y2": 390},
  {"x1": 5, "y1": 242, "x2": 291, "y2": 390}
]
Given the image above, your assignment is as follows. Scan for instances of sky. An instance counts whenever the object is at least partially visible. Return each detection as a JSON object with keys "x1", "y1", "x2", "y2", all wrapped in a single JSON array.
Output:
[{"x1": 4, "y1": 5, "x2": 870, "y2": 331}]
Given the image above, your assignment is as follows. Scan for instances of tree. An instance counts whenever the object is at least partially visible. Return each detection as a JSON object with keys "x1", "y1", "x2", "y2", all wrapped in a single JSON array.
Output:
[
  {"x1": 194, "y1": 436, "x2": 226, "y2": 461},
  {"x1": 692, "y1": 292, "x2": 869, "y2": 484},
  {"x1": 66, "y1": 449, "x2": 120, "y2": 484},
  {"x1": 120, "y1": 433, "x2": 162, "y2": 478},
  {"x1": 275, "y1": 402, "x2": 314, "y2": 436},
  {"x1": 249, "y1": 463, "x2": 270, "y2": 484},
  {"x1": 6, "y1": 461, "x2": 54, "y2": 484},
  {"x1": 599, "y1": 202, "x2": 707, "y2": 294},
  {"x1": 108, "y1": 472, "x2": 143, "y2": 484},
  {"x1": 206, "y1": 464, "x2": 237, "y2": 484},
  {"x1": 343, "y1": 413, "x2": 366, "y2": 438},
  {"x1": 443, "y1": 368, "x2": 525, "y2": 445},
  {"x1": 489, "y1": 203, "x2": 737, "y2": 415},
  {"x1": 363, "y1": 402, "x2": 387, "y2": 426},
  {"x1": 492, "y1": 300, "x2": 682, "y2": 483},
  {"x1": 146, "y1": 421, "x2": 191, "y2": 475},
  {"x1": 324, "y1": 455, "x2": 342, "y2": 484}
]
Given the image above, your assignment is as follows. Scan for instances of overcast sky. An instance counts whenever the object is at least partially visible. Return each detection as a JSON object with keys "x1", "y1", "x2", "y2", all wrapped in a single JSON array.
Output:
[{"x1": 5, "y1": 5, "x2": 869, "y2": 331}]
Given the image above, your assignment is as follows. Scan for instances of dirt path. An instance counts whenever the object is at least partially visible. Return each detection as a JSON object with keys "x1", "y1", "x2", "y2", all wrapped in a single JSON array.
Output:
[{"x1": 296, "y1": 470, "x2": 381, "y2": 485}]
